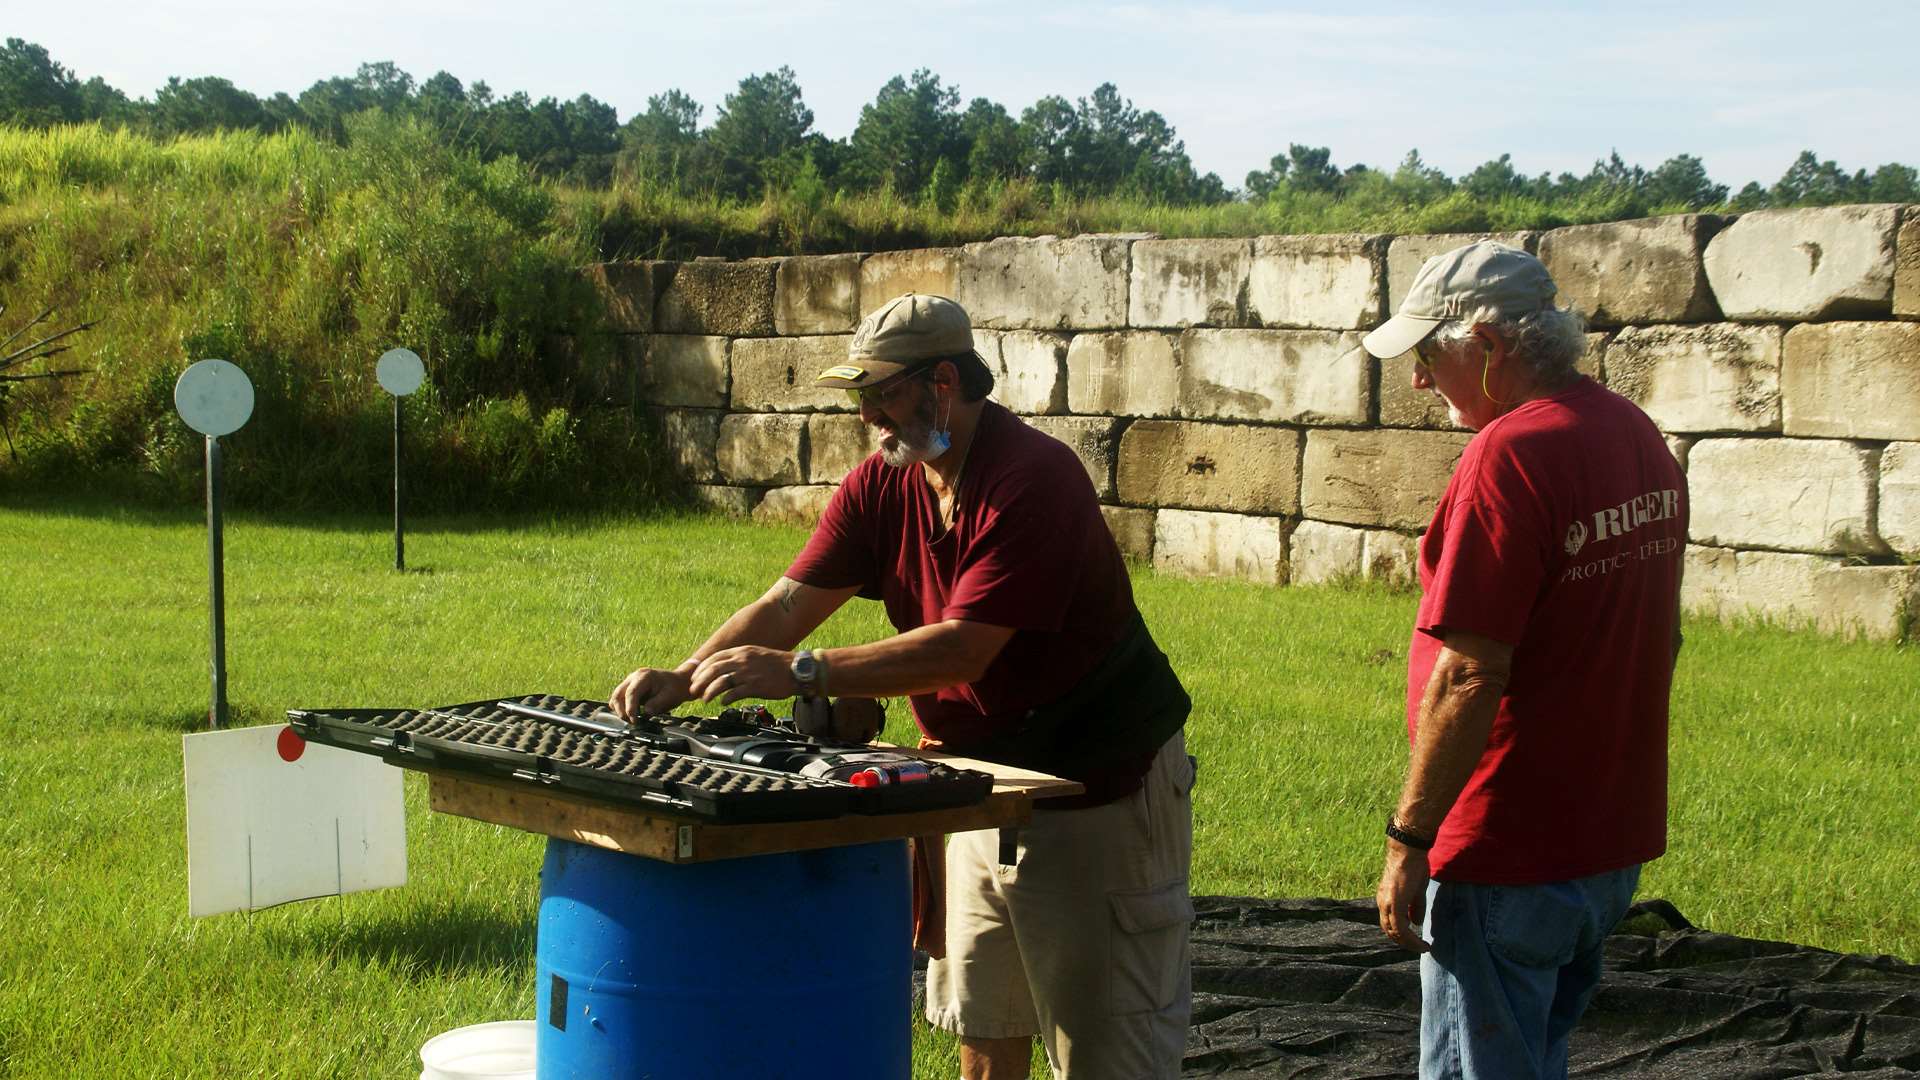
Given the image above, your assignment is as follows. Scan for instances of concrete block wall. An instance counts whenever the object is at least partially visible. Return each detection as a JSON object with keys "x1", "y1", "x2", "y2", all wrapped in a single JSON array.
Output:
[{"x1": 593, "y1": 206, "x2": 1920, "y2": 639}]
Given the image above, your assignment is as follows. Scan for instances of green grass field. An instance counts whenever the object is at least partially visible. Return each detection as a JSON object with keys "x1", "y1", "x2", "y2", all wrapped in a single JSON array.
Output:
[{"x1": 1, "y1": 502, "x2": 1915, "y2": 1077}]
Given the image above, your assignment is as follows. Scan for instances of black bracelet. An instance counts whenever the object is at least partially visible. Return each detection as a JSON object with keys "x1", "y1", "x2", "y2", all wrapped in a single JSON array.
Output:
[{"x1": 1386, "y1": 815, "x2": 1435, "y2": 851}]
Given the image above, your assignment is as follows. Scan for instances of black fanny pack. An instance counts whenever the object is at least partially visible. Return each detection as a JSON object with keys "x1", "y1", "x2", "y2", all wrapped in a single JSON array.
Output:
[{"x1": 957, "y1": 612, "x2": 1190, "y2": 779}]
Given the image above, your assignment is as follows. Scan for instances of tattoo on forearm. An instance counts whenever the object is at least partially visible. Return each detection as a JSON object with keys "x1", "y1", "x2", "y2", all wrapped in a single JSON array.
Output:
[{"x1": 776, "y1": 579, "x2": 799, "y2": 614}]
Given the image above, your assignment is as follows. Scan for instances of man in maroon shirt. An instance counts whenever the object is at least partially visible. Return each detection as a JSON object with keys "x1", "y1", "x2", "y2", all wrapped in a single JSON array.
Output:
[
  {"x1": 1362, "y1": 243, "x2": 1687, "y2": 1080},
  {"x1": 610, "y1": 293, "x2": 1194, "y2": 1080}
]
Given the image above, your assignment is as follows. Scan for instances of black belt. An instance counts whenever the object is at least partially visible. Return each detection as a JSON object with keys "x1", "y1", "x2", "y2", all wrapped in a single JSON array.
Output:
[{"x1": 956, "y1": 612, "x2": 1190, "y2": 780}]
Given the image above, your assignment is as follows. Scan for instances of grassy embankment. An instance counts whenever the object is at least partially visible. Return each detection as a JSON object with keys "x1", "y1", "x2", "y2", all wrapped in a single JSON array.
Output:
[
  {"x1": 1, "y1": 121, "x2": 1712, "y2": 515},
  {"x1": 1, "y1": 503, "x2": 1914, "y2": 1076},
  {"x1": 0, "y1": 120, "x2": 664, "y2": 513}
]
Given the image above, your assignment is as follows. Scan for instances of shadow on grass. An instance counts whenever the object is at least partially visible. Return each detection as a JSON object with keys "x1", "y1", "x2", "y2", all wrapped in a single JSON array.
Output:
[
  {"x1": 143, "y1": 704, "x2": 283, "y2": 734},
  {"x1": 270, "y1": 899, "x2": 536, "y2": 978},
  {"x1": 0, "y1": 490, "x2": 709, "y2": 536}
]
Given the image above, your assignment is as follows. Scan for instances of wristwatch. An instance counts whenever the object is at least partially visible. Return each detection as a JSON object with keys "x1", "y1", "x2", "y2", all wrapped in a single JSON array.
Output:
[{"x1": 790, "y1": 649, "x2": 823, "y2": 697}]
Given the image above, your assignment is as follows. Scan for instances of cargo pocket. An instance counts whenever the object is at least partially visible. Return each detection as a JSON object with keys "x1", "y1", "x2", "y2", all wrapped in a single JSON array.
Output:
[{"x1": 1109, "y1": 879, "x2": 1194, "y2": 1015}]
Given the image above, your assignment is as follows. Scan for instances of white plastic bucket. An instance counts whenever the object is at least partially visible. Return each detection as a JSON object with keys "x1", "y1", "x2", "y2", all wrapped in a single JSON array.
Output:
[{"x1": 419, "y1": 1020, "x2": 536, "y2": 1080}]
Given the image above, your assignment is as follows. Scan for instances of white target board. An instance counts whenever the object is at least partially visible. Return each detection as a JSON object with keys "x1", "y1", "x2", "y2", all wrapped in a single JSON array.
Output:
[
  {"x1": 377, "y1": 348, "x2": 425, "y2": 396},
  {"x1": 174, "y1": 359, "x2": 254, "y2": 437},
  {"x1": 183, "y1": 725, "x2": 406, "y2": 917}
]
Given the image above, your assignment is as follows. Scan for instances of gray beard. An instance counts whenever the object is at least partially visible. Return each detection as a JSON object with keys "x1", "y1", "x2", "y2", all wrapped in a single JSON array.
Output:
[
  {"x1": 878, "y1": 397, "x2": 941, "y2": 468},
  {"x1": 879, "y1": 427, "x2": 936, "y2": 468}
]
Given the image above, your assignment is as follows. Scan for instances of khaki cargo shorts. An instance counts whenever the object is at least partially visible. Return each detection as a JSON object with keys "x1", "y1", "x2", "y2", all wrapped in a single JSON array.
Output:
[{"x1": 925, "y1": 732, "x2": 1195, "y2": 1078}]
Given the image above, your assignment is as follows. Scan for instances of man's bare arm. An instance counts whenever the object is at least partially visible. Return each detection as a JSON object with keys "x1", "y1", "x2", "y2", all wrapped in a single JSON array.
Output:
[
  {"x1": 686, "y1": 618, "x2": 1015, "y2": 704},
  {"x1": 688, "y1": 576, "x2": 858, "y2": 660},
  {"x1": 1377, "y1": 629, "x2": 1513, "y2": 952},
  {"x1": 1394, "y1": 631, "x2": 1514, "y2": 835},
  {"x1": 609, "y1": 576, "x2": 858, "y2": 718}
]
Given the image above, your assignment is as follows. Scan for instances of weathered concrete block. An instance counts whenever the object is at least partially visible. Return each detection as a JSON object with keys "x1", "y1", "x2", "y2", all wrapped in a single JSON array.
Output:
[
  {"x1": 1288, "y1": 520, "x2": 1418, "y2": 587},
  {"x1": 754, "y1": 485, "x2": 836, "y2": 527},
  {"x1": 776, "y1": 253, "x2": 860, "y2": 335},
  {"x1": 1065, "y1": 332, "x2": 1181, "y2": 417},
  {"x1": 1117, "y1": 421, "x2": 1301, "y2": 514},
  {"x1": 1128, "y1": 239, "x2": 1253, "y2": 328},
  {"x1": 716, "y1": 413, "x2": 807, "y2": 487},
  {"x1": 1152, "y1": 509, "x2": 1285, "y2": 584},
  {"x1": 1288, "y1": 520, "x2": 1362, "y2": 586},
  {"x1": 1373, "y1": 332, "x2": 1605, "y2": 431},
  {"x1": 657, "y1": 260, "x2": 777, "y2": 336},
  {"x1": 691, "y1": 485, "x2": 760, "y2": 516},
  {"x1": 1179, "y1": 329, "x2": 1370, "y2": 424},
  {"x1": 1022, "y1": 415, "x2": 1119, "y2": 499},
  {"x1": 1584, "y1": 331, "x2": 1611, "y2": 385},
  {"x1": 1666, "y1": 434, "x2": 1693, "y2": 472},
  {"x1": 1387, "y1": 232, "x2": 1538, "y2": 314},
  {"x1": 1704, "y1": 205, "x2": 1900, "y2": 321},
  {"x1": 655, "y1": 407, "x2": 722, "y2": 483},
  {"x1": 957, "y1": 236, "x2": 1130, "y2": 330},
  {"x1": 730, "y1": 336, "x2": 855, "y2": 413},
  {"x1": 1247, "y1": 234, "x2": 1387, "y2": 330},
  {"x1": 1100, "y1": 505, "x2": 1155, "y2": 562},
  {"x1": 1538, "y1": 215, "x2": 1723, "y2": 326},
  {"x1": 584, "y1": 262, "x2": 666, "y2": 333},
  {"x1": 1689, "y1": 437, "x2": 1884, "y2": 555},
  {"x1": 1365, "y1": 530, "x2": 1419, "y2": 585},
  {"x1": 1684, "y1": 546, "x2": 1916, "y2": 640},
  {"x1": 560, "y1": 332, "x2": 632, "y2": 407},
  {"x1": 976, "y1": 330, "x2": 1068, "y2": 414},
  {"x1": 1896, "y1": 209, "x2": 1920, "y2": 318},
  {"x1": 1880, "y1": 442, "x2": 1920, "y2": 557},
  {"x1": 640, "y1": 335, "x2": 729, "y2": 408},
  {"x1": 1605, "y1": 324, "x2": 1782, "y2": 434},
  {"x1": 806, "y1": 413, "x2": 878, "y2": 484},
  {"x1": 1301, "y1": 429, "x2": 1472, "y2": 530},
  {"x1": 860, "y1": 248, "x2": 962, "y2": 314},
  {"x1": 1781, "y1": 322, "x2": 1920, "y2": 441},
  {"x1": 594, "y1": 335, "x2": 644, "y2": 409}
]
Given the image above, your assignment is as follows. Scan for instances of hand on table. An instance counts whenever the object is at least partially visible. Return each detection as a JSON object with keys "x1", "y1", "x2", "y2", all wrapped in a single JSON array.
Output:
[
  {"x1": 608, "y1": 664, "x2": 695, "y2": 720},
  {"x1": 689, "y1": 646, "x2": 796, "y2": 704}
]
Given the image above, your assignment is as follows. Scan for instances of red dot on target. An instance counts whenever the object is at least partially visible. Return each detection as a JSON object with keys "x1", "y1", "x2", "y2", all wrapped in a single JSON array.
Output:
[{"x1": 277, "y1": 727, "x2": 307, "y2": 762}]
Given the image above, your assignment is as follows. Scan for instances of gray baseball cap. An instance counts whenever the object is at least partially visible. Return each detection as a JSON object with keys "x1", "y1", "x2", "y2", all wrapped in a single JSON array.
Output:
[
  {"x1": 817, "y1": 293, "x2": 986, "y2": 388},
  {"x1": 1361, "y1": 242, "x2": 1558, "y2": 359}
]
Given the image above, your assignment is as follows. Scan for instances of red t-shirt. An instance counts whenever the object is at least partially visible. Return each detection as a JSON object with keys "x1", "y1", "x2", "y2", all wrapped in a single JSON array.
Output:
[
  {"x1": 787, "y1": 402, "x2": 1137, "y2": 749},
  {"x1": 1410, "y1": 377, "x2": 1687, "y2": 884}
]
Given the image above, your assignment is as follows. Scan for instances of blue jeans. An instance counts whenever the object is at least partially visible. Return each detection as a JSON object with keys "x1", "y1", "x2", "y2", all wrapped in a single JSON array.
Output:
[{"x1": 1419, "y1": 865, "x2": 1641, "y2": 1080}]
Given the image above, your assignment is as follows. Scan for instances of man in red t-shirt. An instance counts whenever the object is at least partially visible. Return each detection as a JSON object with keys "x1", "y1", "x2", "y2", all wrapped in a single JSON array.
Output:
[
  {"x1": 1361, "y1": 243, "x2": 1687, "y2": 1080},
  {"x1": 610, "y1": 294, "x2": 1193, "y2": 1080}
]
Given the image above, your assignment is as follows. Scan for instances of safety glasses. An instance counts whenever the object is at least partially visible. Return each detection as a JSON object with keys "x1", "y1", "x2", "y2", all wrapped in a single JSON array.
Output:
[{"x1": 845, "y1": 361, "x2": 937, "y2": 408}]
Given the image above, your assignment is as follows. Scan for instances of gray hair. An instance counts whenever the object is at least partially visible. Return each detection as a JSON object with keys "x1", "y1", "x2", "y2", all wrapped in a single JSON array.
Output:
[{"x1": 1431, "y1": 305, "x2": 1589, "y2": 383}]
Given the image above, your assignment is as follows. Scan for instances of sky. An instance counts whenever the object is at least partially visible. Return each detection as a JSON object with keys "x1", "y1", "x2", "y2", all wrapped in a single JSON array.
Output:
[{"x1": 10, "y1": 0, "x2": 1915, "y2": 191}]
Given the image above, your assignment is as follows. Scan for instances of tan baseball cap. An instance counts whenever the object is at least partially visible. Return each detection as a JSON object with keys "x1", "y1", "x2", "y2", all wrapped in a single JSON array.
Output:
[
  {"x1": 1361, "y1": 242, "x2": 1558, "y2": 359},
  {"x1": 816, "y1": 293, "x2": 982, "y2": 388}
]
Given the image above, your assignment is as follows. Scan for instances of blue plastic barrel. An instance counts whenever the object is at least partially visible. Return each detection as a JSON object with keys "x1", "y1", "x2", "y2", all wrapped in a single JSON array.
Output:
[{"x1": 535, "y1": 836, "x2": 911, "y2": 1079}]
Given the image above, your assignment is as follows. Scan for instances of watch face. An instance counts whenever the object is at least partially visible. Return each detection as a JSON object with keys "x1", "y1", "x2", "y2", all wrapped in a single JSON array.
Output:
[{"x1": 792, "y1": 654, "x2": 818, "y2": 681}]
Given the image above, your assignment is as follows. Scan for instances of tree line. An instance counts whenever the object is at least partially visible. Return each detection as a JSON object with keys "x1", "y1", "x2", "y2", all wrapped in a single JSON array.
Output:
[{"x1": 3, "y1": 37, "x2": 1914, "y2": 213}]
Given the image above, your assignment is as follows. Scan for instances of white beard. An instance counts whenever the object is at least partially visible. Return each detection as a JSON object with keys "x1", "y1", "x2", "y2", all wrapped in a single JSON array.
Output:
[
  {"x1": 879, "y1": 428, "x2": 937, "y2": 468},
  {"x1": 877, "y1": 396, "x2": 941, "y2": 467}
]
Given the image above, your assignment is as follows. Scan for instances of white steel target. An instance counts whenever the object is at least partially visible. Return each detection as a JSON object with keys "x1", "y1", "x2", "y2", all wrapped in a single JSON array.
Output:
[
  {"x1": 174, "y1": 359, "x2": 255, "y2": 437},
  {"x1": 377, "y1": 348, "x2": 425, "y2": 396}
]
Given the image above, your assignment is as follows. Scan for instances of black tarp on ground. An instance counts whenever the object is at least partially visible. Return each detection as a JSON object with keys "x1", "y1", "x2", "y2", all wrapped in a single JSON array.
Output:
[{"x1": 1184, "y1": 896, "x2": 1920, "y2": 1078}]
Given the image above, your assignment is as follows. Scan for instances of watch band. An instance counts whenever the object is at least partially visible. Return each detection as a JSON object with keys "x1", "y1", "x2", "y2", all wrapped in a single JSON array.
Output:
[
  {"x1": 791, "y1": 649, "x2": 822, "y2": 696},
  {"x1": 1385, "y1": 815, "x2": 1436, "y2": 851}
]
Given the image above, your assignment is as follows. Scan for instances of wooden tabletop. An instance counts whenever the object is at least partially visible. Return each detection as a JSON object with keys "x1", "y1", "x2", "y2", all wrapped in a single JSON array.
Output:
[{"x1": 421, "y1": 749, "x2": 1083, "y2": 864}]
